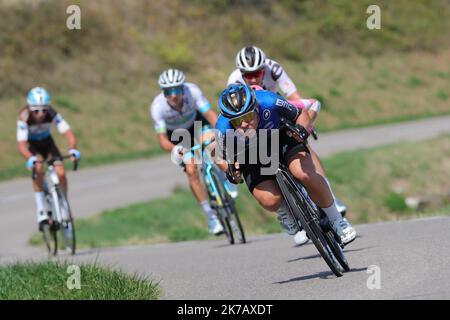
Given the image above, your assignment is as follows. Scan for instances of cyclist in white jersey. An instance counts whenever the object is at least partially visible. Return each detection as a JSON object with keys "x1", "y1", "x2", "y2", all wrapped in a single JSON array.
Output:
[
  {"x1": 228, "y1": 46, "x2": 347, "y2": 245},
  {"x1": 16, "y1": 87, "x2": 80, "y2": 231},
  {"x1": 150, "y1": 69, "x2": 229, "y2": 235}
]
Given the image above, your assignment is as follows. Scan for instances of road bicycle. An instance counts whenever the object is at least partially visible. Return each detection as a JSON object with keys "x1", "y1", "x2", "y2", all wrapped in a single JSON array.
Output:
[
  {"x1": 190, "y1": 139, "x2": 246, "y2": 245},
  {"x1": 32, "y1": 155, "x2": 78, "y2": 256},
  {"x1": 276, "y1": 119, "x2": 350, "y2": 276}
]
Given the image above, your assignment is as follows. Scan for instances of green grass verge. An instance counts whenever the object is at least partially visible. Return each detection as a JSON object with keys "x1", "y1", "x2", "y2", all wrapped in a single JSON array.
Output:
[
  {"x1": 29, "y1": 185, "x2": 279, "y2": 248},
  {"x1": 0, "y1": 261, "x2": 160, "y2": 300},
  {"x1": 29, "y1": 135, "x2": 450, "y2": 249}
]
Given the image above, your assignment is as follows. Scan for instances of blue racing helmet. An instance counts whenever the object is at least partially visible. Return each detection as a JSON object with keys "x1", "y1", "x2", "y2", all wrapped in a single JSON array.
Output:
[
  {"x1": 27, "y1": 87, "x2": 51, "y2": 107},
  {"x1": 218, "y1": 83, "x2": 257, "y2": 118}
]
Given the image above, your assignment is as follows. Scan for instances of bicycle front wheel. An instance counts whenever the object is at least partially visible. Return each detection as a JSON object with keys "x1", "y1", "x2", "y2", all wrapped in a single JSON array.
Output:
[
  {"x1": 56, "y1": 187, "x2": 76, "y2": 255},
  {"x1": 276, "y1": 172, "x2": 344, "y2": 277},
  {"x1": 42, "y1": 223, "x2": 58, "y2": 257},
  {"x1": 223, "y1": 192, "x2": 246, "y2": 244}
]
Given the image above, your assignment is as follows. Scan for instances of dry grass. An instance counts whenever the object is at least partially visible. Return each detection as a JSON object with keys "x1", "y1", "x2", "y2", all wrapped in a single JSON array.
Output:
[{"x1": 1, "y1": 0, "x2": 449, "y2": 179}]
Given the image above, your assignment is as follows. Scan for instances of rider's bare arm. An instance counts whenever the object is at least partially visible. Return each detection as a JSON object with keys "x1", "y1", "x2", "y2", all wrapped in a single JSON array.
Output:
[
  {"x1": 202, "y1": 109, "x2": 218, "y2": 127},
  {"x1": 18, "y1": 141, "x2": 33, "y2": 159},
  {"x1": 62, "y1": 129, "x2": 77, "y2": 150},
  {"x1": 286, "y1": 91, "x2": 302, "y2": 101},
  {"x1": 157, "y1": 133, "x2": 176, "y2": 152}
]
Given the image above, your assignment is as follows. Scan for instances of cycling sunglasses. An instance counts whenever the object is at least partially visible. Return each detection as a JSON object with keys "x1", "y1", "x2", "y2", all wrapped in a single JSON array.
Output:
[
  {"x1": 163, "y1": 86, "x2": 184, "y2": 96},
  {"x1": 30, "y1": 106, "x2": 49, "y2": 114},
  {"x1": 230, "y1": 110, "x2": 257, "y2": 127},
  {"x1": 242, "y1": 68, "x2": 264, "y2": 79}
]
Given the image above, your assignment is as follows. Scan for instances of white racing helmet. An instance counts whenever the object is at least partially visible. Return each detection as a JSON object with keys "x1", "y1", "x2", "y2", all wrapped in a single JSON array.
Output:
[
  {"x1": 158, "y1": 69, "x2": 186, "y2": 89},
  {"x1": 235, "y1": 46, "x2": 266, "y2": 72}
]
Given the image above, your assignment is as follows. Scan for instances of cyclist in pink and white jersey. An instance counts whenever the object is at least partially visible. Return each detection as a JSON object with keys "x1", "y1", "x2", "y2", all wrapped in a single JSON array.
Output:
[
  {"x1": 228, "y1": 46, "x2": 347, "y2": 245},
  {"x1": 228, "y1": 46, "x2": 321, "y2": 123}
]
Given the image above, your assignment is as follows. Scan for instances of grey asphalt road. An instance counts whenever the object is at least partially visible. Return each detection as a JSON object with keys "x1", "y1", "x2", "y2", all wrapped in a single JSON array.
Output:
[
  {"x1": 0, "y1": 116, "x2": 449, "y2": 299},
  {"x1": 2, "y1": 216, "x2": 449, "y2": 299}
]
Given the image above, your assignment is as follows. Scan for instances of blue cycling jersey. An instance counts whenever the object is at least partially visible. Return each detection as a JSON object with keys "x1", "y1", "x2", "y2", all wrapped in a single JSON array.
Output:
[
  {"x1": 215, "y1": 90, "x2": 301, "y2": 160},
  {"x1": 216, "y1": 90, "x2": 299, "y2": 134}
]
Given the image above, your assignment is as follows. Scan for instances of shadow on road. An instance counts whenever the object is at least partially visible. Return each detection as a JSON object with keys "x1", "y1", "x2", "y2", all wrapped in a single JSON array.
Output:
[
  {"x1": 286, "y1": 246, "x2": 376, "y2": 263},
  {"x1": 274, "y1": 267, "x2": 367, "y2": 284},
  {"x1": 212, "y1": 235, "x2": 278, "y2": 248},
  {"x1": 273, "y1": 271, "x2": 335, "y2": 284}
]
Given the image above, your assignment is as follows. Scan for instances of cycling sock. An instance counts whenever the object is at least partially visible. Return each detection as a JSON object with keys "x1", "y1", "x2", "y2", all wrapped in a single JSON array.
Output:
[
  {"x1": 321, "y1": 202, "x2": 341, "y2": 222},
  {"x1": 324, "y1": 177, "x2": 338, "y2": 203},
  {"x1": 34, "y1": 192, "x2": 45, "y2": 213},
  {"x1": 199, "y1": 200, "x2": 215, "y2": 218}
]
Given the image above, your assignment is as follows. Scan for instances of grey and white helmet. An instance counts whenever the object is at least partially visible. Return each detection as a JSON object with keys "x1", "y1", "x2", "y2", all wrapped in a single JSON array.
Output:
[
  {"x1": 235, "y1": 46, "x2": 266, "y2": 72},
  {"x1": 158, "y1": 68, "x2": 186, "y2": 89}
]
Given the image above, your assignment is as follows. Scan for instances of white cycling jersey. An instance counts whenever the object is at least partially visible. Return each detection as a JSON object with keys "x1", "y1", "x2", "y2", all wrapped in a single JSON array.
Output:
[
  {"x1": 227, "y1": 58, "x2": 297, "y2": 97},
  {"x1": 16, "y1": 106, "x2": 70, "y2": 142},
  {"x1": 150, "y1": 82, "x2": 211, "y2": 134}
]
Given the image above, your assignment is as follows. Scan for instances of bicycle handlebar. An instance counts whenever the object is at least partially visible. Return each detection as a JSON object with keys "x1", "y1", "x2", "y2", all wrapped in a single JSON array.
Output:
[
  {"x1": 31, "y1": 155, "x2": 79, "y2": 180},
  {"x1": 189, "y1": 138, "x2": 215, "y2": 153}
]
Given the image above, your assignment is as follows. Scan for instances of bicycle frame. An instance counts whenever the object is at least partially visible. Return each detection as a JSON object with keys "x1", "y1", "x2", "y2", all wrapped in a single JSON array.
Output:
[
  {"x1": 44, "y1": 165, "x2": 65, "y2": 225},
  {"x1": 192, "y1": 140, "x2": 226, "y2": 208}
]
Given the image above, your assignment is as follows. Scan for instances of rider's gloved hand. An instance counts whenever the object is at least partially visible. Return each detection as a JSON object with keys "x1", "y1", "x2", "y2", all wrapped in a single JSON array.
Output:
[
  {"x1": 171, "y1": 145, "x2": 185, "y2": 165},
  {"x1": 226, "y1": 162, "x2": 242, "y2": 184},
  {"x1": 68, "y1": 148, "x2": 81, "y2": 160},
  {"x1": 26, "y1": 155, "x2": 37, "y2": 170}
]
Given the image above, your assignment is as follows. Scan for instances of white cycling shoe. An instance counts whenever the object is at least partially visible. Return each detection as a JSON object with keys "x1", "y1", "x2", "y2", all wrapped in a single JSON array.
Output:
[
  {"x1": 330, "y1": 217, "x2": 357, "y2": 245},
  {"x1": 276, "y1": 204, "x2": 299, "y2": 236},
  {"x1": 335, "y1": 198, "x2": 347, "y2": 217},
  {"x1": 293, "y1": 229, "x2": 309, "y2": 246},
  {"x1": 208, "y1": 215, "x2": 224, "y2": 235}
]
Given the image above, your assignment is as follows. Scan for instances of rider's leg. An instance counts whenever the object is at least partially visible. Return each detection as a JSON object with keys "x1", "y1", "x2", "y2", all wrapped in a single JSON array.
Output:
[
  {"x1": 184, "y1": 158, "x2": 223, "y2": 234},
  {"x1": 54, "y1": 162, "x2": 68, "y2": 194},
  {"x1": 252, "y1": 180, "x2": 283, "y2": 212},
  {"x1": 288, "y1": 150, "x2": 356, "y2": 243},
  {"x1": 32, "y1": 157, "x2": 47, "y2": 224},
  {"x1": 309, "y1": 148, "x2": 347, "y2": 215},
  {"x1": 288, "y1": 151, "x2": 335, "y2": 210}
]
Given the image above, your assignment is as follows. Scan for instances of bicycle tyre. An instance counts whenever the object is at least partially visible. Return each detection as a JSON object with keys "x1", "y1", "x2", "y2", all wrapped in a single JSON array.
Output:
[
  {"x1": 323, "y1": 228, "x2": 350, "y2": 271},
  {"x1": 56, "y1": 187, "x2": 76, "y2": 255},
  {"x1": 276, "y1": 172, "x2": 343, "y2": 277},
  {"x1": 223, "y1": 189, "x2": 246, "y2": 244},
  {"x1": 42, "y1": 223, "x2": 58, "y2": 256},
  {"x1": 211, "y1": 172, "x2": 246, "y2": 244}
]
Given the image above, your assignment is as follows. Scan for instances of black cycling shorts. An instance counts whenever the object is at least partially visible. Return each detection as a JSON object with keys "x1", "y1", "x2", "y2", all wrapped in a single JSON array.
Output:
[
  {"x1": 240, "y1": 131, "x2": 308, "y2": 193},
  {"x1": 28, "y1": 136, "x2": 62, "y2": 161}
]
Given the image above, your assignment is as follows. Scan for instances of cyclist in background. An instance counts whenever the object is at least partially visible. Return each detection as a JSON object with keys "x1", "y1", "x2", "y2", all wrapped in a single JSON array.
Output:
[
  {"x1": 150, "y1": 69, "x2": 235, "y2": 235},
  {"x1": 215, "y1": 84, "x2": 357, "y2": 245},
  {"x1": 228, "y1": 46, "x2": 347, "y2": 245},
  {"x1": 16, "y1": 87, "x2": 80, "y2": 231}
]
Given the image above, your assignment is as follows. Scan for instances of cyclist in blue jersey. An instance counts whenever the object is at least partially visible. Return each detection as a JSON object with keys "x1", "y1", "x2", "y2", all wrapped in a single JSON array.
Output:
[{"x1": 215, "y1": 84, "x2": 356, "y2": 245}]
